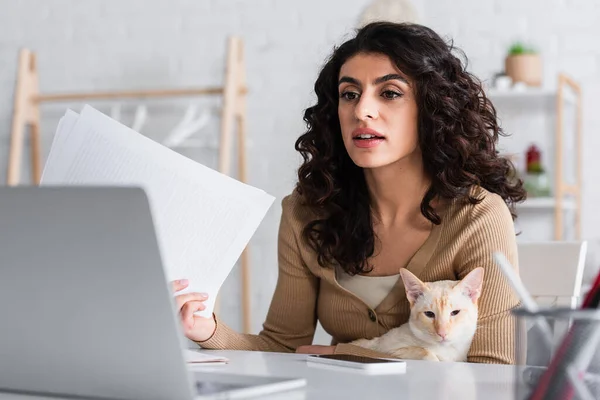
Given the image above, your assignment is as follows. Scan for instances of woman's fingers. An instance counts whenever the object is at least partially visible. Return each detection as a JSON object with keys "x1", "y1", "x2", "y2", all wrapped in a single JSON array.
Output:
[
  {"x1": 175, "y1": 292, "x2": 208, "y2": 311},
  {"x1": 171, "y1": 279, "x2": 189, "y2": 293},
  {"x1": 181, "y1": 301, "x2": 207, "y2": 329}
]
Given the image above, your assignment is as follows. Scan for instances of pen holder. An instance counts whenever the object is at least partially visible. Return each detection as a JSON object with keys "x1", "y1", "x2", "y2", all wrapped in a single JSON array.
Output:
[{"x1": 513, "y1": 307, "x2": 600, "y2": 400}]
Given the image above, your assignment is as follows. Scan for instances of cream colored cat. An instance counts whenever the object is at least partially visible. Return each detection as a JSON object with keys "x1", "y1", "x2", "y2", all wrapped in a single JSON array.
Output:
[{"x1": 351, "y1": 267, "x2": 484, "y2": 362}]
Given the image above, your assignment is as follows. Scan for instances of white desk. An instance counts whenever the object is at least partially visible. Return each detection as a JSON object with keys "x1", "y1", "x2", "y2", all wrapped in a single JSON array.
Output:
[
  {"x1": 189, "y1": 350, "x2": 519, "y2": 400},
  {"x1": 0, "y1": 350, "x2": 520, "y2": 400}
]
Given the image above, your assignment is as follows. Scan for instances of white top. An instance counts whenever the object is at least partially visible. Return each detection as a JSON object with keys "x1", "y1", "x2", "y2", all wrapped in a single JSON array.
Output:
[{"x1": 336, "y1": 266, "x2": 399, "y2": 309}]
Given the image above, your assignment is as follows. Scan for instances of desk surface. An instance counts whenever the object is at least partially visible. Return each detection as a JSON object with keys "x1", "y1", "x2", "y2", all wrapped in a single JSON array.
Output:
[
  {"x1": 0, "y1": 350, "x2": 519, "y2": 400},
  {"x1": 189, "y1": 350, "x2": 518, "y2": 400}
]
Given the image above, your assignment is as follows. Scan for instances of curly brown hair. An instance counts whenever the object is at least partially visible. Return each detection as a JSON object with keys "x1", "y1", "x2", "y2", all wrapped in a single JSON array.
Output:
[{"x1": 294, "y1": 22, "x2": 526, "y2": 275}]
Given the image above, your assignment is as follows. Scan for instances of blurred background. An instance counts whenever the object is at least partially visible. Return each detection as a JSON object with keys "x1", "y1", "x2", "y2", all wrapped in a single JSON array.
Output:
[{"x1": 1, "y1": 0, "x2": 598, "y2": 338}]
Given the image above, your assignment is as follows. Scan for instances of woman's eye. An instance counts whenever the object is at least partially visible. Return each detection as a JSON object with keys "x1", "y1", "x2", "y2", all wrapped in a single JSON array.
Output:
[
  {"x1": 451, "y1": 310, "x2": 460, "y2": 316},
  {"x1": 382, "y1": 90, "x2": 402, "y2": 99},
  {"x1": 340, "y1": 91, "x2": 359, "y2": 101},
  {"x1": 424, "y1": 311, "x2": 435, "y2": 318}
]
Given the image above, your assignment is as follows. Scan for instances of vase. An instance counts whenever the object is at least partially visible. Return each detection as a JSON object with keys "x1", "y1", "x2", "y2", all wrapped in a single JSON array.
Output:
[
  {"x1": 523, "y1": 172, "x2": 551, "y2": 197},
  {"x1": 505, "y1": 54, "x2": 542, "y2": 87}
]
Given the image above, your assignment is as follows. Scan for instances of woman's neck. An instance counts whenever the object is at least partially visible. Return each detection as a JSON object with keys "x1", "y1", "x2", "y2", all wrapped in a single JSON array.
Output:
[{"x1": 364, "y1": 154, "x2": 430, "y2": 227}]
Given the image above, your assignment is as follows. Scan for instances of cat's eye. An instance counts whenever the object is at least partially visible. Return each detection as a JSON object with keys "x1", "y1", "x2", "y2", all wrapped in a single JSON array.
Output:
[
  {"x1": 451, "y1": 310, "x2": 460, "y2": 316},
  {"x1": 424, "y1": 311, "x2": 435, "y2": 318}
]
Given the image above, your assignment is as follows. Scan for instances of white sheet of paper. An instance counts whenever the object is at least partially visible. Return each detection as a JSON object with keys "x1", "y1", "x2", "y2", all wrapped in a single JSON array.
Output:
[
  {"x1": 41, "y1": 105, "x2": 275, "y2": 317},
  {"x1": 42, "y1": 109, "x2": 79, "y2": 180},
  {"x1": 184, "y1": 349, "x2": 228, "y2": 364}
]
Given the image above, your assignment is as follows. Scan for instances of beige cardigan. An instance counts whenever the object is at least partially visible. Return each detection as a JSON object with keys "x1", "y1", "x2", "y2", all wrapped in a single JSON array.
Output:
[{"x1": 199, "y1": 186, "x2": 520, "y2": 364}]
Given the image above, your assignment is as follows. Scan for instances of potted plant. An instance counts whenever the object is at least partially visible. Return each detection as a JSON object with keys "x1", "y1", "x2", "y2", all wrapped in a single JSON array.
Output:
[{"x1": 505, "y1": 42, "x2": 542, "y2": 87}]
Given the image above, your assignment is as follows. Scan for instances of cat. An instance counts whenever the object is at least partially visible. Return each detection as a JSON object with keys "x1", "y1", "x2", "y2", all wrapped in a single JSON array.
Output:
[{"x1": 351, "y1": 267, "x2": 484, "y2": 362}]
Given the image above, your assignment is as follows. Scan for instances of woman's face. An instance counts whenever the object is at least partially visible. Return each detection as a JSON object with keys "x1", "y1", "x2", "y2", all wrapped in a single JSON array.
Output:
[{"x1": 337, "y1": 52, "x2": 420, "y2": 170}]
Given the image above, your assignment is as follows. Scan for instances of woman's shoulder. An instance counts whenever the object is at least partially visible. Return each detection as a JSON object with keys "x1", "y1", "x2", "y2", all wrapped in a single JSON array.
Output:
[
  {"x1": 279, "y1": 189, "x2": 323, "y2": 268},
  {"x1": 280, "y1": 188, "x2": 319, "y2": 229},
  {"x1": 469, "y1": 185, "x2": 513, "y2": 218},
  {"x1": 444, "y1": 185, "x2": 514, "y2": 229},
  {"x1": 436, "y1": 186, "x2": 517, "y2": 261}
]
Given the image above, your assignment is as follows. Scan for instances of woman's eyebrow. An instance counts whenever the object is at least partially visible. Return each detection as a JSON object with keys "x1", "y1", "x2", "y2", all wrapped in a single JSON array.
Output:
[
  {"x1": 373, "y1": 74, "x2": 408, "y2": 85},
  {"x1": 338, "y1": 76, "x2": 360, "y2": 86},
  {"x1": 338, "y1": 74, "x2": 409, "y2": 87}
]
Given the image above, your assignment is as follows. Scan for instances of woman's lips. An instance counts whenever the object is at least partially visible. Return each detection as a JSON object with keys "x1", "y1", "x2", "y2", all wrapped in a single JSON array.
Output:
[{"x1": 352, "y1": 128, "x2": 385, "y2": 148}]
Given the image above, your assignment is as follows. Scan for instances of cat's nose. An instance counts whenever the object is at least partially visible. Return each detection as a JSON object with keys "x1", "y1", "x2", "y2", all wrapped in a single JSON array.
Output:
[{"x1": 437, "y1": 331, "x2": 448, "y2": 340}]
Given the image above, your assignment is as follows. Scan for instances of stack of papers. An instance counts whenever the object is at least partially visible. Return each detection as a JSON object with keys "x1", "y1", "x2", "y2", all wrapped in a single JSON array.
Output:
[
  {"x1": 41, "y1": 105, "x2": 275, "y2": 317},
  {"x1": 184, "y1": 349, "x2": 228, "y2": 364}
]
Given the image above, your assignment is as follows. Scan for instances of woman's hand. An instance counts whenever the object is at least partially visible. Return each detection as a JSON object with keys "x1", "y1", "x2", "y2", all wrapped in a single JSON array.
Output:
[
  {"x1": 296, "y1": 345, "x2": 335, "y2": 355},
  {"x1": 172, "y1": 279, "x2": 217, "y2": 342}
]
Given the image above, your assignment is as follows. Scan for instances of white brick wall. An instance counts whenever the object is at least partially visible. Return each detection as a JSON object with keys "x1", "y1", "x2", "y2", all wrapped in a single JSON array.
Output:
[
  {"x1": 415, "y1": 0, "x2": 600, "y2": 283},
  {"x1": 2, "y1": 0, "x2": 599, "y2": 334}
]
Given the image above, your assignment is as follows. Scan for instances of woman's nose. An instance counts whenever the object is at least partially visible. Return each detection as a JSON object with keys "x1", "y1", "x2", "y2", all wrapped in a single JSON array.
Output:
[{"x1": 355, "y1": 96, "x2": 379, "y2": 121}]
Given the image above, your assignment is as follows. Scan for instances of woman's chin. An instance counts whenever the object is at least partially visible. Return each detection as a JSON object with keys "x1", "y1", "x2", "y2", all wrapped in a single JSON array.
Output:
[{"x1": 350, "y1": 156, "x2": 393, "y2": 170}]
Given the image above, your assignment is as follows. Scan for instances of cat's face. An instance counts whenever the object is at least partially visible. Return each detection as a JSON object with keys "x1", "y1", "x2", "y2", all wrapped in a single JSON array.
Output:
[{"x1": 400, "y1": 268, "x2": 484, "y2": 346}]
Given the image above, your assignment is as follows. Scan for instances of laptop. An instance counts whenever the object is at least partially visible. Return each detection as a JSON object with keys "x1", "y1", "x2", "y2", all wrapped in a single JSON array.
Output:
[{"x1": 0, "y1": 186, "x2": 306, "y2": 400}]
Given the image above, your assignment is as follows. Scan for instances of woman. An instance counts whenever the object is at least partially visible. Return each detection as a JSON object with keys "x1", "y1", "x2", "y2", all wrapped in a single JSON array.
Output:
[{"x1": 173, "y1": 21, "x2": 526, "y2": 364}]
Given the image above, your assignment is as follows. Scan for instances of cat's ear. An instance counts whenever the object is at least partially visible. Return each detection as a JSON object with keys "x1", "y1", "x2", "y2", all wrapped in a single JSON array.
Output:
[
  {"x1": 456, "y1": 267, "x2": 485, "y2": 303},
  {"x1": 400, "y1": 269, "x2": 427, "y2": 305}
]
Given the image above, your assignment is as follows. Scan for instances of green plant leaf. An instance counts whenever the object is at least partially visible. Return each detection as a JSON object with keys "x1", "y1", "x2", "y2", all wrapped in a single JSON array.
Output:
[{"x1": 508, "y1": 41, "x2": 537, "y2": 55}]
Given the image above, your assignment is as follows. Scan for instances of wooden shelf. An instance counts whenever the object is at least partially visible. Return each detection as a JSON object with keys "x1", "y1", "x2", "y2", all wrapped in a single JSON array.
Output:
[
  {"x1": 489, "y1": 73, "x2": 582, "y2": 240},
  {"x1": 517, "y1": 197, "x2": 577, "y2": 210},
  {"x1": 7, "y1": 38, "x2": 256, "y2": 335},
  {"x1": 487, "y1": 87, "x2": 576, "y2": 105}
]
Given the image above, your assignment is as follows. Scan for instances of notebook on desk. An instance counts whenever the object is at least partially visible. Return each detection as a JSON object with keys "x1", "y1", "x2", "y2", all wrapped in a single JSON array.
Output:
[{"x1": 0, "y1": 187, "x2": 305, "y2": 400}]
